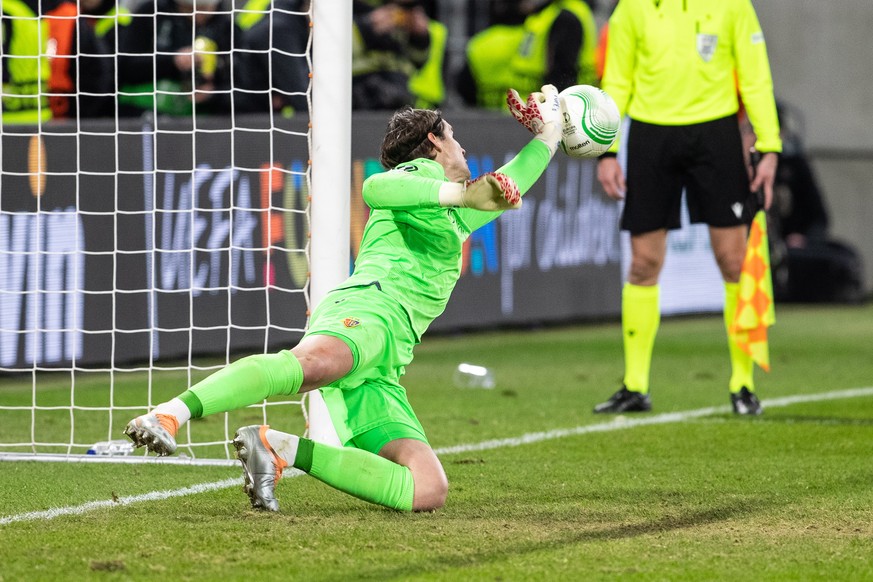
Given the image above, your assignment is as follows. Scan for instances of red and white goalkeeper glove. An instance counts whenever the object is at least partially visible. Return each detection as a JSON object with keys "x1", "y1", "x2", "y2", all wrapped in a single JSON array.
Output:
[
  {"x1": 506, "y1": 84, "x2": 562, "y2": 155},
  {"x1": 438, "y1": 172, "x2": 521, "y2": 210}
]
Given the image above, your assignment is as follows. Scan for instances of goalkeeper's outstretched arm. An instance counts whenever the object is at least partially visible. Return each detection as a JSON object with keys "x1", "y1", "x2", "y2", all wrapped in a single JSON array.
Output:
[
  {"x1": 362, "y1": 166, "x2": 521, "y2": 211},
  {"x1": 364, "y1": 86, "x2": 560, "y2": 222},
  {"x1": 456, "y1": 85, "x2": 562, "y2": 231}
]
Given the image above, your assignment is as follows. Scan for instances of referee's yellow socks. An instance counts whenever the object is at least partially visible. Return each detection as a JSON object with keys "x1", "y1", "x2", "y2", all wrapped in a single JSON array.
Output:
[
  {"x1": 622, "y1": 283, "x2": 660, "y2": 395},
  {"x1": 724, "y1": 282, "x2": 754, "y2": 393}
]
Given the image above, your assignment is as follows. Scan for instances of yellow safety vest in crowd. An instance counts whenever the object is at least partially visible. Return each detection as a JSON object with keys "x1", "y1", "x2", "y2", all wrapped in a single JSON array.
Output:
[
  {"x1": 236, "y1": 0, "x2": 269, "y2": 30},
  {"x1": 602, "y1": 0, "x2": 782, "y2": 153},
  {"x1": 465, "y1": 25, "x2": 527, "y2": 110},
  {"x1": 93, "y1": 6, "x2": 132, "y2": 39},
  {"x1": 409, "y1": 19, "x2": 447, "y2": 109},
  {"x1": 1, "y1": 0, "x2": 52, "y2": 124},
  {"x1": 511, "y1": 0, "x2": 598, "y2": 90},
  {"x1": 351, "y1": 10, "x2": 428, "y2": 79},
  {"x1": 466, "y1": 0, "x2": 598, "y2": 111}
]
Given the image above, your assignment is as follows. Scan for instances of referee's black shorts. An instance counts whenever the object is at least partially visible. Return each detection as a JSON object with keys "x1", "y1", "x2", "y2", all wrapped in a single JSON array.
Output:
[{"x1": 621, "y1": 113, "x2": 753, "y2": 235}]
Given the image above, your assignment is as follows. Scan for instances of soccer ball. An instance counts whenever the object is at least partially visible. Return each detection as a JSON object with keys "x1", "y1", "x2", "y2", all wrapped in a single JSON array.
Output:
[{"x1": 558, "y1": 85, "x2": 621, "y2": 158}]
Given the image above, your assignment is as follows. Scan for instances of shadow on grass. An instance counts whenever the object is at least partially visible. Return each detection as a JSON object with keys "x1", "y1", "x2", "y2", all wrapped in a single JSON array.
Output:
[
  {"x1": 753, "y1": 415, "x2": 873, "y2": 426},
  {"x1": 703, "y1": 413, "x2": 873, "y2": 427},
  {"x1": 352, "y1": 500, "x2": 768, "y2": 580}
]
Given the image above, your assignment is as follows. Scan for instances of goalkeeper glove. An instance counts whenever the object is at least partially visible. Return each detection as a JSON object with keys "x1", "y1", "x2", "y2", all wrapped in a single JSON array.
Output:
[
  {"x1": 438, "y1": 172, "x2": 521, "y2": 211},
  {"x1": 506, "y1": 84, "x2": 562, "y2": 156}
]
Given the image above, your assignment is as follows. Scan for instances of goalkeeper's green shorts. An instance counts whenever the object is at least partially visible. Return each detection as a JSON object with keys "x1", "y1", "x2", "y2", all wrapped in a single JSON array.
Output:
[{"x1": 304, "y1": 285, "x2": 428, "y2": 454}]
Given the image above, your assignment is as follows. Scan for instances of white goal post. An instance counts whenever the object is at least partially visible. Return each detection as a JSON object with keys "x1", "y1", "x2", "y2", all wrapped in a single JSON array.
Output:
[
  {"x1": 0, "y1": 0, "x2": 349, "y2": 464},
  {"x1": 307, "y1": 0, "x2": 350, "y2": 447}
]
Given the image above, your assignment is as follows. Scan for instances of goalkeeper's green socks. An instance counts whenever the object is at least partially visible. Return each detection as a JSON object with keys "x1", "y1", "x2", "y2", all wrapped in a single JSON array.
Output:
[
  {"x1": 152, "y1": 351, "x2": 304, "y2": 426},
  {"x1": 622, "y1": 283, "x2": 660, "y2": 394},
  {"x1": 724, "y1": 282, "x2": 755, "y2": 393},
  {"x1": 266, "y1": 430, "x2": 415, "y2": 512}
]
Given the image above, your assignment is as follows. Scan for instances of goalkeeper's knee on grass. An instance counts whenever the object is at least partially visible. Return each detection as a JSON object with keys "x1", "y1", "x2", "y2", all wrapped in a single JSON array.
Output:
[{"x1": 260, "y1": 431, "x2": 417, "y2": 511}]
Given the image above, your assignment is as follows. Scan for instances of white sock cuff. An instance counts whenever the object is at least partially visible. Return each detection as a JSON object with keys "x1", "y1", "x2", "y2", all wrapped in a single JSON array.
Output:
[
  {"x1": 152, "y1": 398, "x2": 191, "y2": 426},
  {"x1": 265, "y1": 429, "x2": 300, "y2": 466}
]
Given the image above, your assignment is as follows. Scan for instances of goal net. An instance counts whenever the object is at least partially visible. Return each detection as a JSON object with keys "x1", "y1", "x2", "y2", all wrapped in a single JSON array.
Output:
[{"x1": 0, "y1": 0, "x2": 350, "y2": 465}]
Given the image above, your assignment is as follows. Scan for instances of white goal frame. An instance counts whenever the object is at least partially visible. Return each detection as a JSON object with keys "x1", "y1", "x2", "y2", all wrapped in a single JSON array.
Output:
[
  {"x1": 306, "y1": 0, "x2": 350, "y2": 448},
  {"x1": 0, "y1": 0, "x2": 350, "y2": 465}
]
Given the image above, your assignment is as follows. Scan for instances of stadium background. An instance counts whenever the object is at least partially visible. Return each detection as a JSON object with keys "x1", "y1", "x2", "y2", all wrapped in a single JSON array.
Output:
[
  {"x1": 1, "y1": 1, "x2": 870, "y2": 371},
  {"x1": 1, "y1": 5, "x2": 871, "y2": 577}
]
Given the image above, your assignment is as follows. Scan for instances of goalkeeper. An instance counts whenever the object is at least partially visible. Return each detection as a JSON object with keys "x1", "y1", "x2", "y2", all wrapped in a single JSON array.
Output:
[{"x1": 125, "y1": 85, "x2": 562, "y2": 513}]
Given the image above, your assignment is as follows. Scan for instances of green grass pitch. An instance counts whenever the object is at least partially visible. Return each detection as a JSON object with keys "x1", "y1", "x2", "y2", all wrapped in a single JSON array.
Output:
[{"x1": 1, "y1": 302, "x2": 872, "y2": 580}]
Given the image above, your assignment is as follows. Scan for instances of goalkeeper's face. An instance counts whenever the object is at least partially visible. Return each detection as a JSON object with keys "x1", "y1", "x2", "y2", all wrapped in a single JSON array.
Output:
[{"x1": 434, "y1": 122, "x2": 470, "y2": 182}]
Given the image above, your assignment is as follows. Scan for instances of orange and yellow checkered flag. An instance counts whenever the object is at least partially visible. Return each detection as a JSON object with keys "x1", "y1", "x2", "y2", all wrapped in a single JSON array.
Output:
[{"x1": 730, "y1": 210, "x2": 776, "y2": 371}]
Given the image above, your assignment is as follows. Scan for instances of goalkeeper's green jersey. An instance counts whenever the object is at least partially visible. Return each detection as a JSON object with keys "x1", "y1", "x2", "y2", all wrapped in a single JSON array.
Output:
[
  {"x1": 336, "y1": 139, "x2": 551, "y2": 341},
  {"x1": 602, "y1": 0, "x2": 781, "y2": 154}
]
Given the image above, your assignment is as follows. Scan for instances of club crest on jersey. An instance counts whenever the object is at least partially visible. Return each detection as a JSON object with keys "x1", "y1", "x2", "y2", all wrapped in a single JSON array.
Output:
[
  {"x1": 696, "y1": 34, "x2": 718, "y2": 62},
  {"x1": 343, "y1": 317, "x2": 361, "y2": 328}
]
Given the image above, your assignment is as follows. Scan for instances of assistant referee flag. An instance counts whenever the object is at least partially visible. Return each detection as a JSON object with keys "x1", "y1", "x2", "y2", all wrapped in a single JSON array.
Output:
[{"x1": 730, "y1": 210, "x2": 776, "y2": 372}]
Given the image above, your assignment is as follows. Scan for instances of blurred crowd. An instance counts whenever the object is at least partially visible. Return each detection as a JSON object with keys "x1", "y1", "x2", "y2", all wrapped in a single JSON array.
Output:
[{"x1": 1, "y1": 0, "x2": 606, "y2": 122}]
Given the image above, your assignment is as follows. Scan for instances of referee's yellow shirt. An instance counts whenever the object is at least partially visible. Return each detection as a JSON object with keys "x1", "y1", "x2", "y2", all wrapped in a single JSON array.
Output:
[{"x1": 602, "y1": 0, "x2": 782, "y2": 154}]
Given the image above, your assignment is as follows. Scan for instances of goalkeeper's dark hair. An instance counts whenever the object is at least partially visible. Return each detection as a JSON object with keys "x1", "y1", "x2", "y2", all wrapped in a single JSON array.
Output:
[{"x1": 380, "y1": 107, "x2": 444, "y2": 169}]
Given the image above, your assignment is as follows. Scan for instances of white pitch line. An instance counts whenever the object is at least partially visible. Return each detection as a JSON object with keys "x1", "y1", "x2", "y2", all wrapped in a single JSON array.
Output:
[
  {"x1": 3, "y1": 386, "x2": 872, "y2": 526},
  {"x1": 0, "y1": 478, "x2": 240, "y2": 526},
  {"x1": 435, "y1": 386, "x2": 873, "y2": 455}
]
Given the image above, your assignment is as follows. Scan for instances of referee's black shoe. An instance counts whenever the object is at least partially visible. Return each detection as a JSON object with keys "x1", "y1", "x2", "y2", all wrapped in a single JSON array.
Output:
[
  {"x1": 731, "y1": 387, "x2": 763, "y2": 416},
  {"x1": 593, "y1": 386, "x2": 652, "y2": 414}
]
